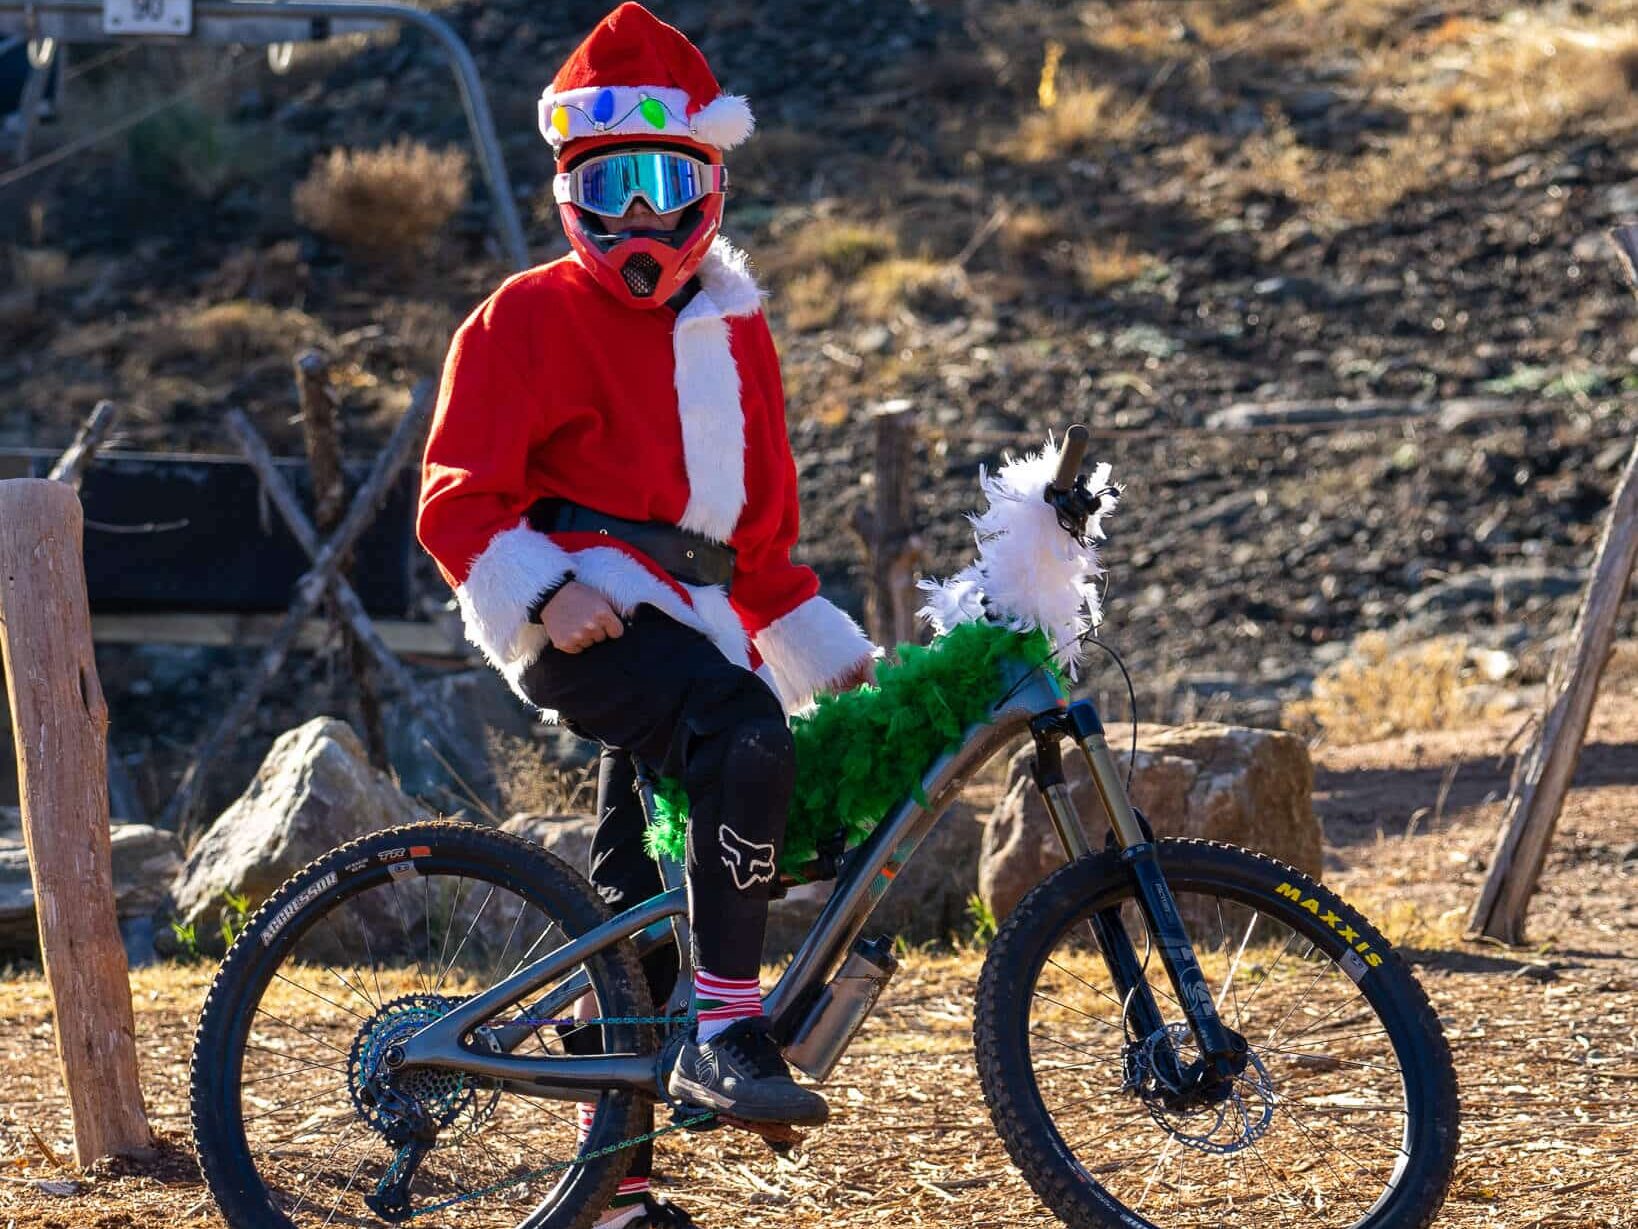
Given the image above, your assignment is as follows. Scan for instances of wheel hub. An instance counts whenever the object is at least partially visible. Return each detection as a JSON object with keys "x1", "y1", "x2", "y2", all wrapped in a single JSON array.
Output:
[{"x1": 1125, "y1": 1022, "x2": 1275, "y2": 1154}]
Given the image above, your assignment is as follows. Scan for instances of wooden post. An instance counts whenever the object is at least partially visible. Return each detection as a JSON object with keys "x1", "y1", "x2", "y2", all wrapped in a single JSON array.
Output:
[
  {"x1": 850, "y1": 404, "x2": 924, "y2": 649},
  {"x1": 0, "y1": 479, "x2": 152, "y2": 1164},
  {"x1": 47, "y1": 400, "x2": 117, "y2": 490},
  {"x1": 1469, "y1": 224, "x2": 1638, "y2": 943},
  {"x1": 294, "y1": 352, "x2": 388, "y2": 770}
]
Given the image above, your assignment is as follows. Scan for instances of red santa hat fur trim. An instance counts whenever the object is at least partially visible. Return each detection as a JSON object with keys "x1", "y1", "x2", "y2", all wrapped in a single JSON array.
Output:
[{"x1": 539, "y1": 3, "x2": 755, "y2": 155}]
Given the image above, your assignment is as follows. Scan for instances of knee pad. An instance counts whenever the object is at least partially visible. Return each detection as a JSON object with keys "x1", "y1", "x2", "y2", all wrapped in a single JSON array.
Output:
[{"x1": 671, "y1": 672, "x2": 790, "y2": 779}]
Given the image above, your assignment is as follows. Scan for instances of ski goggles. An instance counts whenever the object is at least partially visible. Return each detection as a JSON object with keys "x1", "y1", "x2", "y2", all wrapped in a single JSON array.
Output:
[{"x1": 553, "y1": 150, "x2": 727, "y2": 219}]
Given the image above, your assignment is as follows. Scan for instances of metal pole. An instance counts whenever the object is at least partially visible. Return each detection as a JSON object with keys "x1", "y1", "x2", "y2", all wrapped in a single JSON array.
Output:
[{"x1": 0, "y1": 0, "x2": 531, "y2": 269}]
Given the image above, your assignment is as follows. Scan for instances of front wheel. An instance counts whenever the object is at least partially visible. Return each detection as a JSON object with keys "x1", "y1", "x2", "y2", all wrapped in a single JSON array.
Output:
[{"x1": 974, "y1": 839, "x2": 1458, "y2": 1229}]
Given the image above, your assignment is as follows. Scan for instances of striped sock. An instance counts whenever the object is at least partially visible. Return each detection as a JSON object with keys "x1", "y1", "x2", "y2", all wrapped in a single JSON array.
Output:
[
  {"x1": 693, "y1": 969, "x2": 763, "y2": 1042},
  {"x1": 594, "y1": 1178, "x2": 650, "y2": 1228},
  {"x1": 583, "y1": 1105, "x2": 650, "y2": 1227}
]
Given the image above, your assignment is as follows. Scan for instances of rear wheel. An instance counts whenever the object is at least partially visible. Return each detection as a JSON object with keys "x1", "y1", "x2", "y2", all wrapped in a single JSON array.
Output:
[
  {"x1": 191, "y1": 821, "x2": 654, "y2": 1229},
  {"x1": 974, "y1": 839, "x2": 1458, "y2": 1229}
]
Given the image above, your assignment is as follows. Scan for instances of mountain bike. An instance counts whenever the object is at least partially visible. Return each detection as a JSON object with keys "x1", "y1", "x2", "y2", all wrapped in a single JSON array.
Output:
[{"x1": 190, "y1": 428, "x2": 1460, "y2": 1229}]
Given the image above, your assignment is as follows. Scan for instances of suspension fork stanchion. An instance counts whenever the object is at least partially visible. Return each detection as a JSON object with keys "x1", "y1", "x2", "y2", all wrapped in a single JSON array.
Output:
[
  {"x1": 1031, "y1": 717, "x2": 1167, "y2": 1042},
  {"x1": 1059, "y1": 702, "x2": 1245, "y2": 1070}
]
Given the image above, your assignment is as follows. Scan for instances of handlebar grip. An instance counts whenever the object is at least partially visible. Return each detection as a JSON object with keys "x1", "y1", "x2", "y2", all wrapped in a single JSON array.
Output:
[{"x1": 1049, "y1": 424, "x2": 1090, "y2": 494}]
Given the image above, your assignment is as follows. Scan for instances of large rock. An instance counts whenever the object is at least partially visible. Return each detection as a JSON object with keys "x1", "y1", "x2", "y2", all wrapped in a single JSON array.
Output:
[
  {"x1": 172, "y1": 717, "x2": 429, "y2": 930},
  {"x1": 0, "y1": 810, "x2": 183, "y2": 955},
  {"x1": 501, "y1": 812, "x2": 598, "y2": 879},
  {"x1": 980, "y1": 723, "x2": 1320, "y2": 921}
]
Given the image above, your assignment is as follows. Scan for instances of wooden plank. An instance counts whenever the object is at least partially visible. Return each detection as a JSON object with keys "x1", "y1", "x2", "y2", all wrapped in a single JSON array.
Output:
[
  {"x1": 0, "y1": 478, "x2": 152, "y2": 1164},
  {"x1": 1469, "y1": 223, "x2": 1638, "y2": 944},
  {"x1": 89, "y1": 612, "x2": 464, "y2": 657}
]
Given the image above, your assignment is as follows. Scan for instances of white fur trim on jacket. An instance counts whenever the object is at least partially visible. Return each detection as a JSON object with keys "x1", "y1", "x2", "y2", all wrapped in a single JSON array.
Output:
[
  {"x1": 672, "y1": 237, "x2": 764, "y2": 543},
  {"x1": 753, "y1": 595, "x2": 876, "y2": 712},
  {"x1": 538, "y1": 85, "x2": 755, "y2": 151},
  {"x1": 458, "y1": 528, "x2": 754, "y2": 719},
  {"x1": 917, "y1": 437, "x2": 1117, "y2": 675},
  {"x1": 455, "y1": 521, "x2": 573, "y2": 673}
]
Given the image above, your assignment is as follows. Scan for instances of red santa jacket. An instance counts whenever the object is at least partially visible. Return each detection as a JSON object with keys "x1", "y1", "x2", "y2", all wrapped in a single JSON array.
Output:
[{"x1": 417, "y1": 236, "x2": 875, "y2": 715}]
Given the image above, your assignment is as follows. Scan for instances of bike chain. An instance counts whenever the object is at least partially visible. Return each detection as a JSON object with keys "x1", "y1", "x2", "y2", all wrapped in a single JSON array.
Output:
[{"x1": 373, "y1": 1015, "x2": 714, "y2": 1220}]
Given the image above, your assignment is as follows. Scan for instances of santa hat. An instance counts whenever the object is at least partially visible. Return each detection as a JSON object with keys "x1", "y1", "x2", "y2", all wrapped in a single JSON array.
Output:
[{"x1": 538, "y1": 3, "x2": 755, "y2": 156}]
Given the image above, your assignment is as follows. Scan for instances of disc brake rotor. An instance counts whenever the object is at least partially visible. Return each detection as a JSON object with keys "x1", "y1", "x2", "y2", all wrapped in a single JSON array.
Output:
[{"x1": 1127, "y1": 1022, "x2": 1275, "y2": 1155}]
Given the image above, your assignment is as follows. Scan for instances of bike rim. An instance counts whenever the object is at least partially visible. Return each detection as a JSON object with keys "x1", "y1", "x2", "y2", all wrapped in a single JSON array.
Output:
[
  {"x1": 1024, "y1": 878, "x2": 1418, "y2": 1229},
  {"x1": 214, "y1": 855, "x2": 632, "y2": 1228}
]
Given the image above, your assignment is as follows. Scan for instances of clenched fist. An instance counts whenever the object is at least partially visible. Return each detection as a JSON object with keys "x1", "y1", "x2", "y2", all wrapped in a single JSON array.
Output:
[{"x1": 540, "y1": 581, "x2": 624, "y2": 653}]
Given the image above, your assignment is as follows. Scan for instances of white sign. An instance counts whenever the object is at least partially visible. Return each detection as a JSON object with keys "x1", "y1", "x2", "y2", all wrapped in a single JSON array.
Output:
[{"x1": 102, "y1": 0, "x2": 193, "y2": 36}]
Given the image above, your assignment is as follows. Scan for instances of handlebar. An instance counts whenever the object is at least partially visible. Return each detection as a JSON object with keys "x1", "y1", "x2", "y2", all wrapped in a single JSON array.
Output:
[{"x1": 1049, "y1": 424, "x2": 1090, "y2": 495}]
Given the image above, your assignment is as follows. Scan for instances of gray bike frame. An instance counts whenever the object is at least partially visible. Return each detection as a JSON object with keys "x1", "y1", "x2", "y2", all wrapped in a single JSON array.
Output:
[{"x1": 398, "y1": 656, "x2": 1149, "y2": 1100}]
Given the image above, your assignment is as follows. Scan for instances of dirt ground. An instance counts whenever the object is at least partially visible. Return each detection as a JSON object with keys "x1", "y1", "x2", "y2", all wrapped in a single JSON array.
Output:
[{"x1": 0, "y1": 689, "x2": 1635, "y2": 1229}]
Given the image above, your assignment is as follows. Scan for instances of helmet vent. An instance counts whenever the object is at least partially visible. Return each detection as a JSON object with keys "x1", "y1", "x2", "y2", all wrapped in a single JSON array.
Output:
[{"x1": 620, "y1": 252, "x2": 663, "y2": 297}]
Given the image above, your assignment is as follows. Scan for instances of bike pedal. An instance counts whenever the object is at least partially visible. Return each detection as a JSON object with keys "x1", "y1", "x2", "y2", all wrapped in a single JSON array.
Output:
[
  {"x1": 670, "y1": 1103, "x2": 724, "y2": 1132},
  {"x1": 718, "y1": 1115, "x2": 804, "y2": 1155}
]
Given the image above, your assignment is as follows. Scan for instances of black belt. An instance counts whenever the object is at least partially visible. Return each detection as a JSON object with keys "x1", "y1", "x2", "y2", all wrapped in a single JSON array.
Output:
[{"x1": 526, "y1": 498, "x2": 736, "y2": 589}]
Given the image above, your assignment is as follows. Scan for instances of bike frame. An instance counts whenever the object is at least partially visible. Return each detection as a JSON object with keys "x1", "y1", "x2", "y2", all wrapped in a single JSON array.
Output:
[{"x1": 397, "y1": 655, "x2": 1242, "y2": 1098}]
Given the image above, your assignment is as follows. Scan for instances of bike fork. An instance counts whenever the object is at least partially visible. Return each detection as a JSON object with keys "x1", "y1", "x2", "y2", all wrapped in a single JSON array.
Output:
[{"x1": 1030, "y1": 704, "x2": 1244, "y2": 1073}]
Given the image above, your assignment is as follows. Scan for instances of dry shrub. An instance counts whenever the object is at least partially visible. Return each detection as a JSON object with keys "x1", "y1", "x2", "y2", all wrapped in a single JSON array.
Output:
[
  {"x1": 781, "y1": 269, "x2": 844, "y2": 331},
  {"x1": 851, "y1": 257, "x2": 968, "y2": 322},
  {"x1": 294, "y1": 139, "x2": 469, "y2": 261},
  {"x1": 1284, "y1": 632, "x2": 1504, "y2": 745},
  {"x1": 772, "y1": 256, "x2": 969, "y2": 332},
  {"x1": 484, "y1": 730, "x2": 595, "y2": 818},
  {"x1": 999, "y1": 207, "x2": 1058, "y2": 260},
  {"x1": 758, "y1": 217, "x2": 897, "y2": 283},
  {"x1": 1015, "y1": 80, "x2": 1150, "y2": 162},
  {"x1": 1077, "y1": 234, "x2": 1157, "y2": 291},
  {"x1": 177, "y1": 301, "x2": 323, "y2": 363}
]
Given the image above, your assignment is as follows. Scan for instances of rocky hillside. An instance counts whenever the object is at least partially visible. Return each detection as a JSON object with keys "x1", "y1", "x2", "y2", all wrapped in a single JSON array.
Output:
[{"x1": 4, "y1": 0, "x2": 1638, "y2": 753}]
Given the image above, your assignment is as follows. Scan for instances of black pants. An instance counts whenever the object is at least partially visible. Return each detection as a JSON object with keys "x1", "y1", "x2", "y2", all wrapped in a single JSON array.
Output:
[{"x1": 518, "y1": 605, "x2": 795, "y2": 982}]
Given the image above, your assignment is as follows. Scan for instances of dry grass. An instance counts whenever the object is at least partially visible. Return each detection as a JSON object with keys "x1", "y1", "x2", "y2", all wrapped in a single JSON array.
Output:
[
  {"x1": 1285, "y1": 631, "x2": 1507, "y2": 744},
  {"x1": 1222, "y1": 9, "x2": 1638, "y2": 226},
  {"x1": 1013, "y1": 80, "x2": 1151, "y2": 163},
  {"x1": 294, "y1": 139, "x2": 470, "y2": 261},
  {"x1": 483, "y1": 730, "x2": 596, "y2": 819},
  {"x1": 170, "y1": 301, "x2": 325, "y2": 365},
  {"x1": 1076, "y1": 233, "x2": 1158, "y2": 292}
]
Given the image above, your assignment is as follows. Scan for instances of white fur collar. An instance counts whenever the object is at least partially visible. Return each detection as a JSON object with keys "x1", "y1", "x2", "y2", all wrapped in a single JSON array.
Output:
[{"x1": 687, "y1": 236, "x2": 764, "y2": 321}]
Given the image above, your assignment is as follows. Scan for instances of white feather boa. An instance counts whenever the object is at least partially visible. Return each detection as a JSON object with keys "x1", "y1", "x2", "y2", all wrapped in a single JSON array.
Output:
[{"x1": 917, "y1": 437, "x2": 1116, "y2": 672}]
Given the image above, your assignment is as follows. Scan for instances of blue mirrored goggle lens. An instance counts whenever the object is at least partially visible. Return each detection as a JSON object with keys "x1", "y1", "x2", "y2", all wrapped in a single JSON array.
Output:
[{"x1": 568, "y1": 152, "x2": 718, "y2": 217}]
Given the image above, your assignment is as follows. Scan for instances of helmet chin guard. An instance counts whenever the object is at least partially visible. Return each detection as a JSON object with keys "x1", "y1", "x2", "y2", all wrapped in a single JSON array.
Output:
[{"x1": 559, "y1": 175, "x2": 722, "y2": 309}]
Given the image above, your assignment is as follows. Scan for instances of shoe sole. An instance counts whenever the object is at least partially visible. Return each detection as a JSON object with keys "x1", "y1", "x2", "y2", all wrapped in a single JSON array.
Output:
[{"x1": 667, "y1": 1073, "x2": 830, "y2": 1127}]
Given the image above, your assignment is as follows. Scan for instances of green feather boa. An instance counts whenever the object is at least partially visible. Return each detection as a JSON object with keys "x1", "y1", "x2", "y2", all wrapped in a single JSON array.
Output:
[{"x1": 643, "y1": 621, "x2": 1060, "y2": 875}]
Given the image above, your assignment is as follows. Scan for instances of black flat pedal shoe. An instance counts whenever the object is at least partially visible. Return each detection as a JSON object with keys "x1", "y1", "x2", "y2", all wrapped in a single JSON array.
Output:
[{"x1": 634, "y1": 1193, "x2": 698, "y2": 1227}]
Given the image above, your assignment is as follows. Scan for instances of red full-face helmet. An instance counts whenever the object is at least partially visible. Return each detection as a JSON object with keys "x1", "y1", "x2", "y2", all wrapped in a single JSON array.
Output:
[{"x1": 554, "y1": 133, "x2": 726, "y2": 308}]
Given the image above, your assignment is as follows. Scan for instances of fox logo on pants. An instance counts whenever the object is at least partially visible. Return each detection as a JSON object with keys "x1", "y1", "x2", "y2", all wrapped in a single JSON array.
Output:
[{"x1": 719, "y1": 824, "x2": 776, "y2": 890}]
